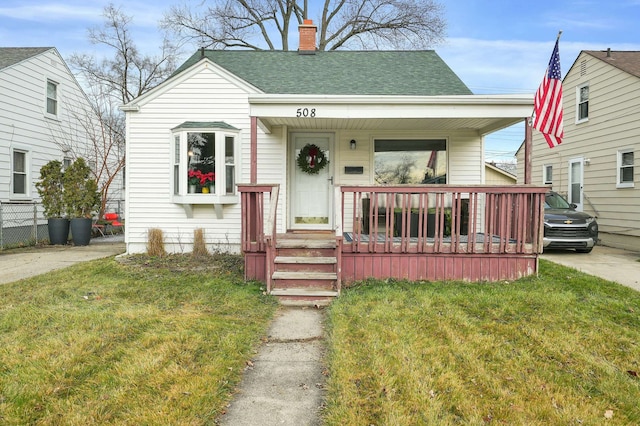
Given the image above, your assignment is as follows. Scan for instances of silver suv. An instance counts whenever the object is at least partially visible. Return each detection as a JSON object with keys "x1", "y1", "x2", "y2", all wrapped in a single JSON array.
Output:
[{"x1": 543, "y1": 191, "x2": 598, "y2": 253}]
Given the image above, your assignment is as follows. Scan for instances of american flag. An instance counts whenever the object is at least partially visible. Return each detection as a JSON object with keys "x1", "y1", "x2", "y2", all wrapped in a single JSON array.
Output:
[{"x1": 533, "y1": 39, "x2": 563, "y2": 148}]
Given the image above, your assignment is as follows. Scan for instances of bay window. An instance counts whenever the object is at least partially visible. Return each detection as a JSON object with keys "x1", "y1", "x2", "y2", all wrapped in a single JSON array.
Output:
[{"x1": 171, "y1": 122, "x2": 239, "y2": 208}]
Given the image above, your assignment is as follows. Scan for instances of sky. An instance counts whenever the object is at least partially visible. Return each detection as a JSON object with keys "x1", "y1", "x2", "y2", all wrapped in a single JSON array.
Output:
[{"x1": 2, "y1": 0, "x2": 640, "y2": 162}]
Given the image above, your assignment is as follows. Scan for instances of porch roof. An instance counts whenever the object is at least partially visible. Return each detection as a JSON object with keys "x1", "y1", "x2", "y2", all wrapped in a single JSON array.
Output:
[{"x1": 249, "y1": 94, "x2": 534, "y2": 135}]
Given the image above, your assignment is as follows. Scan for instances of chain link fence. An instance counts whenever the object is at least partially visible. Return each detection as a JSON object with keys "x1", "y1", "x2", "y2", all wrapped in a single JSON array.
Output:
[{"x1": 0, "y1": 202, "x2": 49, "y2": 250}]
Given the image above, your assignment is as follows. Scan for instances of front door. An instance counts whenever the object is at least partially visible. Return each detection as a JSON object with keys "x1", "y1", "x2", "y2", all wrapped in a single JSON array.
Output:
[
  {"x1": 568, "y1": 158, "x2": 584, "y2": 211},
  {"x1": 290, "y1": 133, "x2": 333, "y2": 230}
]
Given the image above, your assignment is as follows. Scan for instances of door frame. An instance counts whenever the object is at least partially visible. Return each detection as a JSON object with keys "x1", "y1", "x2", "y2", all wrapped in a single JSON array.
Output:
[
  {"x1": 288, "y1": 132, "x2": 335, "y2": 230},
  {"x1": 568, "y1": 157, "x2": 584, "y2": 211}
]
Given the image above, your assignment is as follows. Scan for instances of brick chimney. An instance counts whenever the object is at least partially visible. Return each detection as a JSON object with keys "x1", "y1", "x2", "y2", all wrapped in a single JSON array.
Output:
[{"x1": 298, "y1": 19, "x2": 317, "y2": 54}]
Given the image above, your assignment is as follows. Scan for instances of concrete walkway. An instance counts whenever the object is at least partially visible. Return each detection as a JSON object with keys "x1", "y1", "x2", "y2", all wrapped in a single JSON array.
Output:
[{"x1": 219, "y1": 307, "x2": 326, "y2": 426}]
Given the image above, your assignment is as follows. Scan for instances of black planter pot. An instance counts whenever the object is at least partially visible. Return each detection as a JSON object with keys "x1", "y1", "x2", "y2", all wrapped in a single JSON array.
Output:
[
  {"x1": 70, "y1": 217, "x2": 92, "y2": 246},
  {"x1": 47, "y1": 218, "x2": 70, "y2": 245}
]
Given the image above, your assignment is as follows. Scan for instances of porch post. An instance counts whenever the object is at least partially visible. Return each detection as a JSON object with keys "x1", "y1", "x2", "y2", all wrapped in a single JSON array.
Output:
[
  {"x1": 250, "y1": 116, "x2": 258, "y2": 183},
  {"x1": 524, "y1": 117, "x2": 532, "y2": 184},
  {"x1": 249, "y1": 117, "x2": 259, "y2": 243}
]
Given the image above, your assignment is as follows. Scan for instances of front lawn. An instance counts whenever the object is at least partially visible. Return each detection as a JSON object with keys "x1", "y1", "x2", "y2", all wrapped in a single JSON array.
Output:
[
  {"x1": 0, "y1": 254, "x2": 277, "y2": 425},
  {"x1": 324, "y1": 260, "x2": 640, "y2": 425}
]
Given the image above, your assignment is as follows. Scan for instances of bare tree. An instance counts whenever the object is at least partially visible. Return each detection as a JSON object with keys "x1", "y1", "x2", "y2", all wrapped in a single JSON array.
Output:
[
  {"x1": 69, "y1": 3, "x2": 180, "y2": 104},
  {"x1": 46, "y1": 89, "x2": 125, "y2": 218},
  {"x1": 63, "y1": 3, "x2": 180, "y2": 218},
  {"x1": 161, "y1": 0, "x2": 446, "y2": 51},
  {"x1": 375, "y1": 154, "x2": 417, "y2": 184}
]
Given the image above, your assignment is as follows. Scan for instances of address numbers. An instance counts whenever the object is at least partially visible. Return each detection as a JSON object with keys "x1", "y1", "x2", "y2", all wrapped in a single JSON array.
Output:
[{"x1": 296, "y1": 108, "x2": 316, "y2": 117}]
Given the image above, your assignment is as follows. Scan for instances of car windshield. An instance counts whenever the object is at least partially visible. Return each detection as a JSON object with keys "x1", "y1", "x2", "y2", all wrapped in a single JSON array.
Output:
[{"x1": 545, "y1": 192, "x2": 572, "y2": 209}]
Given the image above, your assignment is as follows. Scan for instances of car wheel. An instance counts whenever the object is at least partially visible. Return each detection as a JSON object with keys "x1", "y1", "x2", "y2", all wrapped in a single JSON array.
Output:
[{"x1": 576, "y1": 248, "x2": 593, "y2": 253}]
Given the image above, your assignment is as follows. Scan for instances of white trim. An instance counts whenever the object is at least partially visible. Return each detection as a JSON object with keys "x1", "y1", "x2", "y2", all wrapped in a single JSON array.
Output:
[
  {"x1": 575, "y1": 82, "x2": 589, "y2": 124},
  {"x1": 543, "y1": 164, "x2": 553, "y2": 185},
  {"x1": 288, "y1": 132, "x2": 335, "y2": 230},
  {"x1": 568, "y1": 158, "x2": 584, "y2": 211},
  {"x1": 44, "y1": 77, "x2": 59, "y2": 120},
  {"x1": 616, "y1": 147, "x2": 635, "y2": 189},
  {"x1": 10, "y1": 146, "x2": 31, "y2": 199}
]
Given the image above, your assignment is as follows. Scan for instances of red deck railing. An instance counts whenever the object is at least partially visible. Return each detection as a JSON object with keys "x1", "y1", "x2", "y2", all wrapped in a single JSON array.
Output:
[
  {"x1": 339, "y1": 185, "x2": 547, "y2": 255},
  {"x1": 239, "y1": 184, "x2": 547, "y2": 256}
]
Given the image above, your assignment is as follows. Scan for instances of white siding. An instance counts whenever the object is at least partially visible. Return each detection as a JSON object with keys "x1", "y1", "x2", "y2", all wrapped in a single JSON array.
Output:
[
  {"x1": 526, "y1": 51, "x2": 640, "y2": 250},
  {"x1": 125, "y1": 64, "x2": 489, "y2": 254},
  {"x1": 0, "y1": 49, "x2": 95, "y2": 202},
  {"x1": 125, "y1": 64, "x2": 257, "y2": 253}
]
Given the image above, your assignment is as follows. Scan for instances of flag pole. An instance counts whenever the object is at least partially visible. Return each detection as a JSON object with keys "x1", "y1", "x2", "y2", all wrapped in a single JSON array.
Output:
[{"x1": 525, "y1": 31, "x2": 563, "y2": 184}]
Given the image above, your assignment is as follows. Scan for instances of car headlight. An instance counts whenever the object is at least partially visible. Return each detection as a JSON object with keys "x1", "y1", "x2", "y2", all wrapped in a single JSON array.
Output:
[{"x1": 585, "y1": 217, "x2": 596, "y2": 224}]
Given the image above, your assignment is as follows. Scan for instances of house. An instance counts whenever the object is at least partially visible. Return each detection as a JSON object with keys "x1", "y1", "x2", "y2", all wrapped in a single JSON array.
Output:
[
  {"x1": 0, "y1": 47, "x2": 124, "y2": 245},
  {"x1": 517, "y1": 49, "x2": 640, "y2": 252},
  {"x1": 485, "y1": 162, "x2": 517, "y2": 185},
  {"x1": 122, "y1": 21, "x2": 546, "y2": 304}
]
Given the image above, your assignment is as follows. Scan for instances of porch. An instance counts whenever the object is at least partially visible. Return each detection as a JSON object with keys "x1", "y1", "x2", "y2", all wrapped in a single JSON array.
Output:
[{"x1": 239, "y1": 184, "x2": 547, "y2": 304}]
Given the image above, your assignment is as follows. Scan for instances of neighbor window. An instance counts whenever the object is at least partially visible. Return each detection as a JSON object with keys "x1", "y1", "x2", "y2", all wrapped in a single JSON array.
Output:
[
  {"x1": 374, "y1": 139, "x2": 447, "y2": 184},
  {"x1": 543, "y1": 164, "x2": 553, "y2": 185},
  {"x1": 46, "y1": 79, "x2": 58, "y2": 116},
  {"x1": 12, "y1": 149, "x2": 28, "y2": 196},
  {"x1": 617, "y1": 149, "x2": 634, "y2": 188},
  {"x1": 172, "y1": 122, "x2": 239, "y2": 198},
  {"x1": 577, "y1": 83, "x2": 589, "y2": 122}
]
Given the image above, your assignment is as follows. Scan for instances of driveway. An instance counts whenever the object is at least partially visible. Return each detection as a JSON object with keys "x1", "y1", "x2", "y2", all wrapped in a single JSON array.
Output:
[
  {"x1": 0, "y1": 236, "x2": 125, "y2": 285},
  {"x1": 541, "y1": 245, "x2": 640, "y2": 292}
]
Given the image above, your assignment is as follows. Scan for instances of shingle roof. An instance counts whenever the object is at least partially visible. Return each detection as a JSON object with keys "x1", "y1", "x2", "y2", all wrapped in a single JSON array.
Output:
[
  {"x1": 583, "y1": 50, "x2": 640, "y2": 79},
  {"x1": 0, "y1": 47, "x2": 53, "y2": 70},
  {"x1": 173, "y1": 50, "x2": 473, "y2": 96},
  {"x1": 172, "y1": 121, "x2": 239, "y2": 131}
]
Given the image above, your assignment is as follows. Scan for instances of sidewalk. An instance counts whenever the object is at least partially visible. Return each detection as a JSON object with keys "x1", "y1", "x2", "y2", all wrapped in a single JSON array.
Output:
[
  {"x1": 219, "y1": 307, "x2": 327, "y2": 426},
  {"x1": 0, "y1": 236, "x2": 125, "y2": 285}
]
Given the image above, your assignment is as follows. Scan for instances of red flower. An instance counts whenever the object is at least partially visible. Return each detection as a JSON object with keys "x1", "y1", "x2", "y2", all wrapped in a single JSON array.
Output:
[
  {"x1": 188, "y1": 169, "x2": 215, "y2": 186},
  {"x1": 199, "y1": 172, "x2": 215, "y2": 185}
]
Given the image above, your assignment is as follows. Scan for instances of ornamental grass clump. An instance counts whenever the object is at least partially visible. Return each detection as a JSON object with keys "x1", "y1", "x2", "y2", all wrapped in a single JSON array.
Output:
[
  {"x1": 192, "y1": 228, "x2": 209, "y2": 257},
  {"x1": 147, "y1": 228, "x2": 166, "y2": 257}
]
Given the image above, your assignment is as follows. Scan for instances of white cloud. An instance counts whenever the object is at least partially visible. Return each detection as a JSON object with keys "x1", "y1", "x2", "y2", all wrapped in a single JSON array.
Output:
[{"x1": 0, "y1": 3, "x2": 103, "y2": 23}]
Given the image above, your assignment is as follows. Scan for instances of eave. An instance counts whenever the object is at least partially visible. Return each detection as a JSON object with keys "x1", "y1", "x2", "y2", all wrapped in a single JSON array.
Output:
[{"x1": 248, "y1": 94, "x2": 534, "y2": 135}]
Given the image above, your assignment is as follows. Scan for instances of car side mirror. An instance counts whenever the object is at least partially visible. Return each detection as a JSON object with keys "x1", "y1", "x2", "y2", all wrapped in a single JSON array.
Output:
[{"x1": 570, "y1": 203, "x2": 578, "y2": 209}]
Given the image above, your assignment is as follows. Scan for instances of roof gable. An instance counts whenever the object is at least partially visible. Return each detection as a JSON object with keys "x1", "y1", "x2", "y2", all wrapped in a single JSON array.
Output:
[
  {"x1": 0, "y1": 47, "x2": 53, "y2": 71},
  {"x1": 582, "y1": 50, "x2": 640, "y2": 79},
  {"x1": 172, "y1": 50, "x2": 473, "y2": 96}
]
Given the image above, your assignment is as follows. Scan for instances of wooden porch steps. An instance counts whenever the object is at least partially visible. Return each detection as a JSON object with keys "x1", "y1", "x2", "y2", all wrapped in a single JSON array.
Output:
[{"x1": 269, "y1": 233, "x2": 340, "y2": 306}]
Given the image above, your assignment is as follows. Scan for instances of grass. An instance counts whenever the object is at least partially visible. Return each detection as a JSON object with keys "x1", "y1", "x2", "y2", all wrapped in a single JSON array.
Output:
[
  {"x1": 0, "y1": 253, "x2": 277, "y2": 425},
  {"x1": 324, "y1": 259, "x2": 640, "y2": 425}
]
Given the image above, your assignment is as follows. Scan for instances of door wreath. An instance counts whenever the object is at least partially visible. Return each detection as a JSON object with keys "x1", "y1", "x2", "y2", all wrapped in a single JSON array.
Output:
[{"x1": 297, "y1": 143, "x2": 329, "y2": 175}]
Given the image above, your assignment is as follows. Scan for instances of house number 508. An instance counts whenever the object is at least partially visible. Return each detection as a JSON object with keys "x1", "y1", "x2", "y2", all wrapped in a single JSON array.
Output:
[{"x1": 296, "y1": 108, "x2": 316, "y2": 117}]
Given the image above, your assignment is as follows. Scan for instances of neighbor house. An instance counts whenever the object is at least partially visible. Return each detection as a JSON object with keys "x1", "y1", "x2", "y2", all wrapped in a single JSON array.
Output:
[
  {"x1": 0, "y1": 47, "x2": 124, "y2": 244},
  {"x1": 517, "y1": 50, "x2": 640, "y2": 251},
  {"x1": 122, "y1": 21, "x2": 546, "y2": 304},
  {"x1": 485, "y1": 162, "x2": 517, "y2": 185}
]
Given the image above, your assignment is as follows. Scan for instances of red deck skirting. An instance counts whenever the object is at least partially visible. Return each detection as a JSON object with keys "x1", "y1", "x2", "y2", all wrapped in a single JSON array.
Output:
[{"x1": 341, "y1": 253, "x2": 537, "y2": 283}]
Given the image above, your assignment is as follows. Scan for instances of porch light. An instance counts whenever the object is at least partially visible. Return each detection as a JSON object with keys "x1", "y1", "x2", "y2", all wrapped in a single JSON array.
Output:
[{"x1": 350, "y1": 139, "x2": 356, "y2": 150}]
